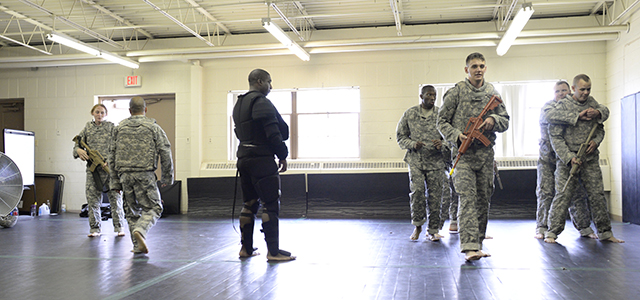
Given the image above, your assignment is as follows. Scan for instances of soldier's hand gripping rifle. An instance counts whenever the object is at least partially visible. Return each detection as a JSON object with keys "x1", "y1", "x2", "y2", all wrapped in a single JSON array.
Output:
[
  {"x1": 561, "y1": 122, "x2": 599, "y2": 192},
  {"x1": 493, "y1": 160, "x2": 503, "y2": 190},
  {"x1": 73, "y1": 136, "x2": 110, "y2": 192},
  {"x1": 449, "y1": 95, "x2": 503, "y2": 176},
  {"x1": 73, "y1": 135, "x2": 110, "y2": 173}
]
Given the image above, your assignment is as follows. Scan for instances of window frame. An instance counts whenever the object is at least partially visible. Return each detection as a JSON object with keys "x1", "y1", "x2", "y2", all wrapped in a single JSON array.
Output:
[{"x1": 228, "y1": 87, "x2": 361, "y2": 160}]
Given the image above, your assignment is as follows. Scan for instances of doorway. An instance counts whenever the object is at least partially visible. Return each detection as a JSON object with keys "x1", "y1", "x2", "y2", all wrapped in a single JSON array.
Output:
[
  {"x1": 99, "y1": 94, "x2": 176, "y2": 181},
  {"x1": 0, "y1": 99, "x2": 25, "y2": 152}
]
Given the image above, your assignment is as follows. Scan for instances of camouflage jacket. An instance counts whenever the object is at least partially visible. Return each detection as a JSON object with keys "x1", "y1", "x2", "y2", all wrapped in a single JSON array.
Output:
[
  {"x1": 437, "y1": 79, "x2": 510, "y2": 154},
  {"x1": 548, "y1": 95, "x2": 607, "y2": 165},
  {"x1": 539, "y1": 96, "x2": 609, "y2": 163},
  {"x1": 396, "y1": 105, "x2": 444, "y2": 170},
  {"x1": 108, "y1": 115, "x2": 174, "y2": 189},
  {"x1": 73, "y1": 120, "x2": 114, "y2": 171}
]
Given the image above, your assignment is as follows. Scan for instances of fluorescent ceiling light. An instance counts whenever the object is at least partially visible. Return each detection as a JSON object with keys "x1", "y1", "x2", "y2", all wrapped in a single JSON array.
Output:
[
  {"x1": 262, "y1": 18, "x2": 310, "y2": 61},
  {"x1": 496, "y1": 3, "x2": 534, "y2": 56},
  {"x1": 100, "y1": 52, "x2": 140, "y2": 69},
  {"x1": 46, "y1": 32, "x2": 139, "y2": 68},
  {"x1": 47, "y1": 33, "x2": 100, "y2": 56}
]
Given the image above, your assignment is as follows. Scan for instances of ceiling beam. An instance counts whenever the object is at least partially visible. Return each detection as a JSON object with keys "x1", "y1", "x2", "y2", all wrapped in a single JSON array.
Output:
[
  {"x1": 19, "y1": 0, "x2": 126, "y2": 49},
  {"x1": 0, "y1": 34, "x2": 51, "y2": 55},
  {"x1": 293, "y1": 1, "x2": 316, "y2": 30},
  {"x1": 499, "y1": 0, "x2": 520, "y2": 31},
  {"x1": 79, "y1": 0, "x2": 154, "y2": 39},
  {"x1": 183, "y1": 0, "x2": 232, "y2": 35},
  {"x1": 390, "y1": 0, "x2": 403, "y2": 36},
  {"x1": 609, "y1": 0, "x2": 640, "y2": 25},
  {"x1": 270, "y1": 2, "x2": 305, "y2": 41},
  {"x1": 590, "y1": 1, "x2": 608, "y2": 14},
  {"x1": 142, "y1": 0, "x2": 215, "y2": 47}
]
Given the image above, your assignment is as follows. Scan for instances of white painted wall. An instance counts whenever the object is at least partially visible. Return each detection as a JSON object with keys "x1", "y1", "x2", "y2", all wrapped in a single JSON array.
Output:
[
  {"x1": 2, "y1": 18, "x2": 632, "y2": 217},
  {"x1": 201, "y1": 42, "x2": 607, "y2": 163},
  {"x1": 0, "y1": 62, "x2": 196, "y2": 213},
  {"x1": 606, "y1": 12, "x2": 640, "y2": 219}
]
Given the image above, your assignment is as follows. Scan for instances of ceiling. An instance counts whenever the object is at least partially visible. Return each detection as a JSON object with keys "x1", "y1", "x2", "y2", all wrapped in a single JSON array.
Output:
[{"x1": 0, "y1": 0, "x2": 638, "y2": 68}]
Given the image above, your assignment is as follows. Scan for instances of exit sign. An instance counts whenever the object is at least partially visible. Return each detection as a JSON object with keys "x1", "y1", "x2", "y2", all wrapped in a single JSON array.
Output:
[{"x1": 125, "y1": 75, "x2": 141, "y2": 87}]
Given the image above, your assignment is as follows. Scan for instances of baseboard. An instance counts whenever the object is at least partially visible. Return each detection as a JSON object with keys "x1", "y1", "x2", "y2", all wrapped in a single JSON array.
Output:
[{"x1": 611, "y1": 214, "x2": 623, "y2": 222}]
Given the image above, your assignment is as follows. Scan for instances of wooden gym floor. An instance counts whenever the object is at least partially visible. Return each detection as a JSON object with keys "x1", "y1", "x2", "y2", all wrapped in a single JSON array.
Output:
[{"x1": 0, "y1": 213, "x2": 638, "y2": 300}]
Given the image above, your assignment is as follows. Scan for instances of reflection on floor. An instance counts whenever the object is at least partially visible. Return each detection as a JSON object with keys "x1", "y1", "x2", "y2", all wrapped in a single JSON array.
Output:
[{"x1": 1, "y1": 214, "x2": 638, "y2": 300}]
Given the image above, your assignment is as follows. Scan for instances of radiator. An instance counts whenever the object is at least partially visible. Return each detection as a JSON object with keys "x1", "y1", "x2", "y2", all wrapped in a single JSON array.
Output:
[{"x1": 200, "y1": 157, "x2": 611, "y2": 191}]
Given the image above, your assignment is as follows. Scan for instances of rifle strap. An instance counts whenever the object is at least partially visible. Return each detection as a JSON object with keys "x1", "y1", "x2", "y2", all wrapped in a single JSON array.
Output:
[
  {"x1": 231, "y1": 168, "x2": 240, "y2": 236},
  {"x1": 91, "y1": 168, "x2": 108, "y2": 193}
]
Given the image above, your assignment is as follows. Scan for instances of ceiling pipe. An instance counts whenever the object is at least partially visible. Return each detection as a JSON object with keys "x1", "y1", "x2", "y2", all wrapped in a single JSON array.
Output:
[
  {"x1": 124, "y1": 25, "x2": 626, "y2": 57},
  {"x1": 0, "y1": 27, "x2": 625, "y2": 68},
  {"x1": 138, "y1": 33, "x2": 619, "y2": 62}
]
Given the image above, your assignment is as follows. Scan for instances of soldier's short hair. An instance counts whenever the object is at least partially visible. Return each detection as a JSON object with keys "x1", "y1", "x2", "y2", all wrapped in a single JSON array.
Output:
[
  {"x1": 421, "y1": 85, "x2": 436, "y2": 95},
  {"x1": 248, "y1": 69, "x2": 270, "y2": 86},
  {"x1": 130, "y1": 96, "x2": 146, "y2": 114},
  {"x1": 466, "y1": 52, "x2": 486, "y2": 65},
  {"x1": 555, "y1": 80, "x2": 570, "y2": 89},
  {"x1": 91, "y1": 103, "x2": 108, "y2": 115},
  {"x1": 573, "y1": 74, "x2": 591, "y2": 87}
]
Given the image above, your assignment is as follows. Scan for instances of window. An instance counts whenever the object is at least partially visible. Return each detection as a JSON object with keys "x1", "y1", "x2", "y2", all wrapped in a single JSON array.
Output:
[
  {"x1": 426, "y1": 80, "x2": 558, "y2": 157},
  {"x1": 229, "y1": 87, "x2": 360, "y2": 160}
]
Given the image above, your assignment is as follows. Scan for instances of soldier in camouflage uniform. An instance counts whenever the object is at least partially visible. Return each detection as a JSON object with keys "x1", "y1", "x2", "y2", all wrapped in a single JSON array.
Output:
[
  {"x1": 396, "y1": 85, "x2": 445, "y2": 242},
  {"x1": 109, "y1": 97, "x2": 174, "y2": 254},
  {"x1": 535, "y1": 81, "x2": 608, "y2": 239},
  {"x1": 544, "y1": 74, "x2": 623, "y2": 243},
  {"x1": 74, "y1": 104, "x2": 125, "y2": 237},
  {"x1": 437, "y1": 52, "x2": 510, "y2": 261},
  {"x1": 439, "y1": 143, "x2": 459, "y2": 233}
]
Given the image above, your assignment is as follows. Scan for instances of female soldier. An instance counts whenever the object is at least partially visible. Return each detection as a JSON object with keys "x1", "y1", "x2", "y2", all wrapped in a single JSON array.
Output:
[{"x1": 74, "y1": 104, "x2": 125, "y2": 237}]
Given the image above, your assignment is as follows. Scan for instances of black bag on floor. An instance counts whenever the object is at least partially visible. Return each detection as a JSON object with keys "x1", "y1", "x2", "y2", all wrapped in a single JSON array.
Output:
[
  {"x1": 79, "y1": 203, "x2": 111, "y2": 220},
  {"x1": 79, "y1": 203, "x2": 89, "y2": 217},
  {"x1": 100, "y1": 205, "x2": 111, "y2": 221}
]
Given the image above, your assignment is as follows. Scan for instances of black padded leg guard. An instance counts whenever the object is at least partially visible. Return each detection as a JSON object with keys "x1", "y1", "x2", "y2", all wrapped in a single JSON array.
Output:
[
  {"x1": 261, "y1": 211, "x2": 280, "y2": 256},
  {"x1": 239, "y1": 200, "x2": 260, "y2": 255},
  {"x1": 239, "y1": 213, "x2": 256, "y2": 255}
]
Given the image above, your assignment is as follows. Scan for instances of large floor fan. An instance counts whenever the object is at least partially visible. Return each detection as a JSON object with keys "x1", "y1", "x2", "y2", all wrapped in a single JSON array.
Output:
[{"x1": 0, "y1": 152, "x2": 23, "y2": 217}]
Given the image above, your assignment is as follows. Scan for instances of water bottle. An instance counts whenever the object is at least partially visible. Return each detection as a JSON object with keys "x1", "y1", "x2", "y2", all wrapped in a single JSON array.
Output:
[
  {"x1": 30, "y1": 202, "x2": 37, "y2": 217},
  {"x1": 39, "y1": 203, "x2": 50, "y2": 216},
  {"x1": 61, "y1": 203, "x2": 66, "y2": 213}
]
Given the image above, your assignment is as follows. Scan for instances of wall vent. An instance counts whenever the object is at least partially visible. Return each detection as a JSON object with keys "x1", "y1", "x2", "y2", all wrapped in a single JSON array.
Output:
[
  {"x1": 322, "y1": 162, "x2": 407, "y2": 169},
  {"x1": 495, "y1": 158, "x2": 538, "y2": 170},
  {"x1": 289, "y1": 162, "x2": 322, "y2": 170},
  {"x1": 200, "y1": 157, "x2": 611, "y2": 191},
  {"x1": 204, "y1": 162, "x2": 236, "y2": 170}
]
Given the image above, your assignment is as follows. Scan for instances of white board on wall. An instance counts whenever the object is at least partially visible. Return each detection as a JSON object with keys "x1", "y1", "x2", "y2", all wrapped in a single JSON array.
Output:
[{"x1": 3, "y1": 129, "x2": 35, "y2": 186}]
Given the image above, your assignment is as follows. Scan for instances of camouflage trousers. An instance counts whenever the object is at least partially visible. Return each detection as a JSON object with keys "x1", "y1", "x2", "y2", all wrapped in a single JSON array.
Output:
[
  {"x1": 120, "y1": 171, "x2": 163, "y2": 250},
  {"x1": 452, "y1": 148, "x2": 494, "y2": 252},
  {"x1": 85, "y1": 169, "x2": 125, "y2": 234},
  {"x1": 408, "y1": 165, "x2": 443, "y2": 234},
  {"x1": 535, "y1": 157, "x2": 593, "y2": 236},
  {"x1": 439, "y1": 171, "x2": 458, "y2": 230},
  {"x1": 545, "y1": 158, "x2": 612, "y2": 240}
]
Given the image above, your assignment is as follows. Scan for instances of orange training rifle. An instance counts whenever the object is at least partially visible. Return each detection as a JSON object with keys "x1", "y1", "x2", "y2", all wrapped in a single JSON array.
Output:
[{"x1": 449, "y1": 95, "x2": 503, "y2": 176}]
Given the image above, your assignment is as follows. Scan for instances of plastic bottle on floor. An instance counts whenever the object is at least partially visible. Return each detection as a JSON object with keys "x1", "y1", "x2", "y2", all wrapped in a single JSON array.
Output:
[
  {"x1": 30, "y1": 202, "x2": 37, "y2": 217},
  {"x1": 39, "y1": 203, "x2": 50, "y2": 216}
]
